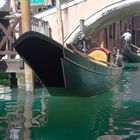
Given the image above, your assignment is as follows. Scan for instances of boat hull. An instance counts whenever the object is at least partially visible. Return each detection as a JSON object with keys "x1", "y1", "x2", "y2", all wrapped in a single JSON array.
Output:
[
  {"x1": 62, "y1": 48, "x2": 122, "y2": 96},
  {"x1": 13, "y1": 31, "x2": 123, "y2": 97},
  {"x1": 123, "y1": 47, "x2": 140, "y2": 62}
]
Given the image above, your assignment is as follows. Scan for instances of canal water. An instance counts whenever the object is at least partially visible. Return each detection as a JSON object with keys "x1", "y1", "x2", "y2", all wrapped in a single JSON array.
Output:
[{"x1": 0, "y1": 63, "x2": 140, "y2": 140}]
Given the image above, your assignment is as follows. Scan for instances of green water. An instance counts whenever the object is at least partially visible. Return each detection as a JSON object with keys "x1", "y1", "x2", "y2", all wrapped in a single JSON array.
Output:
[{"x1": 0, "y1": 63, "x2": 140, "y2": 139}]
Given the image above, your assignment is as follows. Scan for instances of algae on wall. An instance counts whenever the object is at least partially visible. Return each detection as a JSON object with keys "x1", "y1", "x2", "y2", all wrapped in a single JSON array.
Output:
[{"x1": 0, "y1": 74, "x2": 10, "y2": 86}]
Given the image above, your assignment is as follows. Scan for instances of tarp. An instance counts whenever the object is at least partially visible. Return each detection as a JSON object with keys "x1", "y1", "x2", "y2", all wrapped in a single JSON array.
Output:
[
  {"x1": 18, "y1": 0, "x2": 46, "y2": 5},
  {"x1": 30, "y1": 0, "x2": 45, "y2": 4}
]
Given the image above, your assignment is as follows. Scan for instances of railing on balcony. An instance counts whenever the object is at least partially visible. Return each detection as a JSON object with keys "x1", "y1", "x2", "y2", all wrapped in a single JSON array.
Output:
[
  {"x1": 0, "y1": 16, "x2": 49, "y2": 59},
  {"x1": 31, "y1": 17, "x2": 49, "y2": 36}
]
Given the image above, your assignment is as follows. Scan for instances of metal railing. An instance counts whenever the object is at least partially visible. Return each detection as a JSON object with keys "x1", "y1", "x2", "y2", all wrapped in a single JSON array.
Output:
[
  {"x1": 62, "y1": 0, "x2": 75, "y2": 3},
  {"x1": 31, "y1": 17, "x2": 49, "y2": 36}
]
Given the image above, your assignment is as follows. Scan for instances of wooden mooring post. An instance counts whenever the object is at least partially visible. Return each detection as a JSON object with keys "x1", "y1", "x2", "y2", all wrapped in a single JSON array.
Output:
[
  {"x1": 21, "y1": 1, "x2": 34, "y2": 139},
  {"x1": 20, "y1": 0, "x2": 34, "y2": 93}
]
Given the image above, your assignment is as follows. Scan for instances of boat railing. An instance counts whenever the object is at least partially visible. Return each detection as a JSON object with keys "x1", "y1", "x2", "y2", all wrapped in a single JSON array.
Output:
[{"x1": 0, "y1": 16, "x2": 49, "y2": 59}]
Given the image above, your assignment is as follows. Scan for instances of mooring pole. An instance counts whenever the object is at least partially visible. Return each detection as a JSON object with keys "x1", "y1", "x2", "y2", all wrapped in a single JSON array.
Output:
[
  {"x1": 20, "y1": 1, "x2": 34, "y2": 139},
  {"x1": 21, "y1": 0, "x2": 34, "y2": 93},
  {"x1": 56, "y1": 0, "x2": 64, "y2": 44}
]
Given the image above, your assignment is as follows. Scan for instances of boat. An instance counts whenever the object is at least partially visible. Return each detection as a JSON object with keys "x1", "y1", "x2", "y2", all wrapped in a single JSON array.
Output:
[
  {"x1": 13, "y1": 31, "x2": 123, "y2": 97},
  {"x1": 122, "y1": 43, "x2": 140, "y2": 62}
]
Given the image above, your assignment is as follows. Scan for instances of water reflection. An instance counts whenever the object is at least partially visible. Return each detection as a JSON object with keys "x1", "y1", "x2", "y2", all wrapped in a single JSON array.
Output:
[
  {"x1": 32, "y1": 89, "x2": 48, "y2": 128},
  {"x1": 0, "y1": 87, "x2": 114, "y2": 140},
  {"x1": 30, "y1": 91, "x2": 114, "y2": 140},
  {"x1": 23, "y1": 88, "x2": 48, "y2": 139},
  {"x1": 0, "y1": 88, "x2": 25, "y2": 139},
  {"x1": 0, "y1": 65, "x2": 140, "y2": 139},
  {"x1": 106, "y1": 65, "x2": 140, "y2": 140}
]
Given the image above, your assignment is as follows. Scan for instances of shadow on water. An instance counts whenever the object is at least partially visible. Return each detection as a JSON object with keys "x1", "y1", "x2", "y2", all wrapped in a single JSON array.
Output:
[{"x1": 0, "y1": 65, "x2": 140, "y2": 139}]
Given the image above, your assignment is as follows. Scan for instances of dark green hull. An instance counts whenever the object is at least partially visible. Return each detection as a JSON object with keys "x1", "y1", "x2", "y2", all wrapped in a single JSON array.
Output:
[
  {"x1": 62, "y1": 48, "x2": 122, "y2": 96},
  {"x1": 123, "y1": 47, "x2": 140, "y2": 62},
  {"x1": 14, "y1": 31, "x2": 123, "y2": 96}
]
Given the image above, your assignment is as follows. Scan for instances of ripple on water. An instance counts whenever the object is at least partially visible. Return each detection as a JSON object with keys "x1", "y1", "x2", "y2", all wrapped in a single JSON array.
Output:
[
  {"x1": 96, "y1": 135, "x2": 130, "y2": 140},
  {"x1": 132, "y1": 120, "x2": 140, "y2": 126},
  {"x1": 130, "y1": 129, "x2": 140, "y2": 136}
]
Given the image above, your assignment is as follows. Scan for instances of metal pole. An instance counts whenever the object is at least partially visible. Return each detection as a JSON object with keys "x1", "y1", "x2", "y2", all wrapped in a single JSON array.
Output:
[
  {"x1": 56, "y1": 0, "x2": 64, "y2": 44},
  {"x1": 79, "y1": 19, "x2": 86, "y2": 53},
  {"x1": 21, "y1": 0, "x2": 34, "y2": 93},
  {"x1": 80, "y1": 19, "x2": 85, "y2": 34}
]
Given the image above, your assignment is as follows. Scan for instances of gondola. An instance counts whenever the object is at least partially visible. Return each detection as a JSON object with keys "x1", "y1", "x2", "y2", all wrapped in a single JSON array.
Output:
[
  {"x1": 123, "y1": 44, "x2": 140, "y2": 62},
  {"x1": 13, "y1": 31, "x2": 123, "y2": 97}
]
